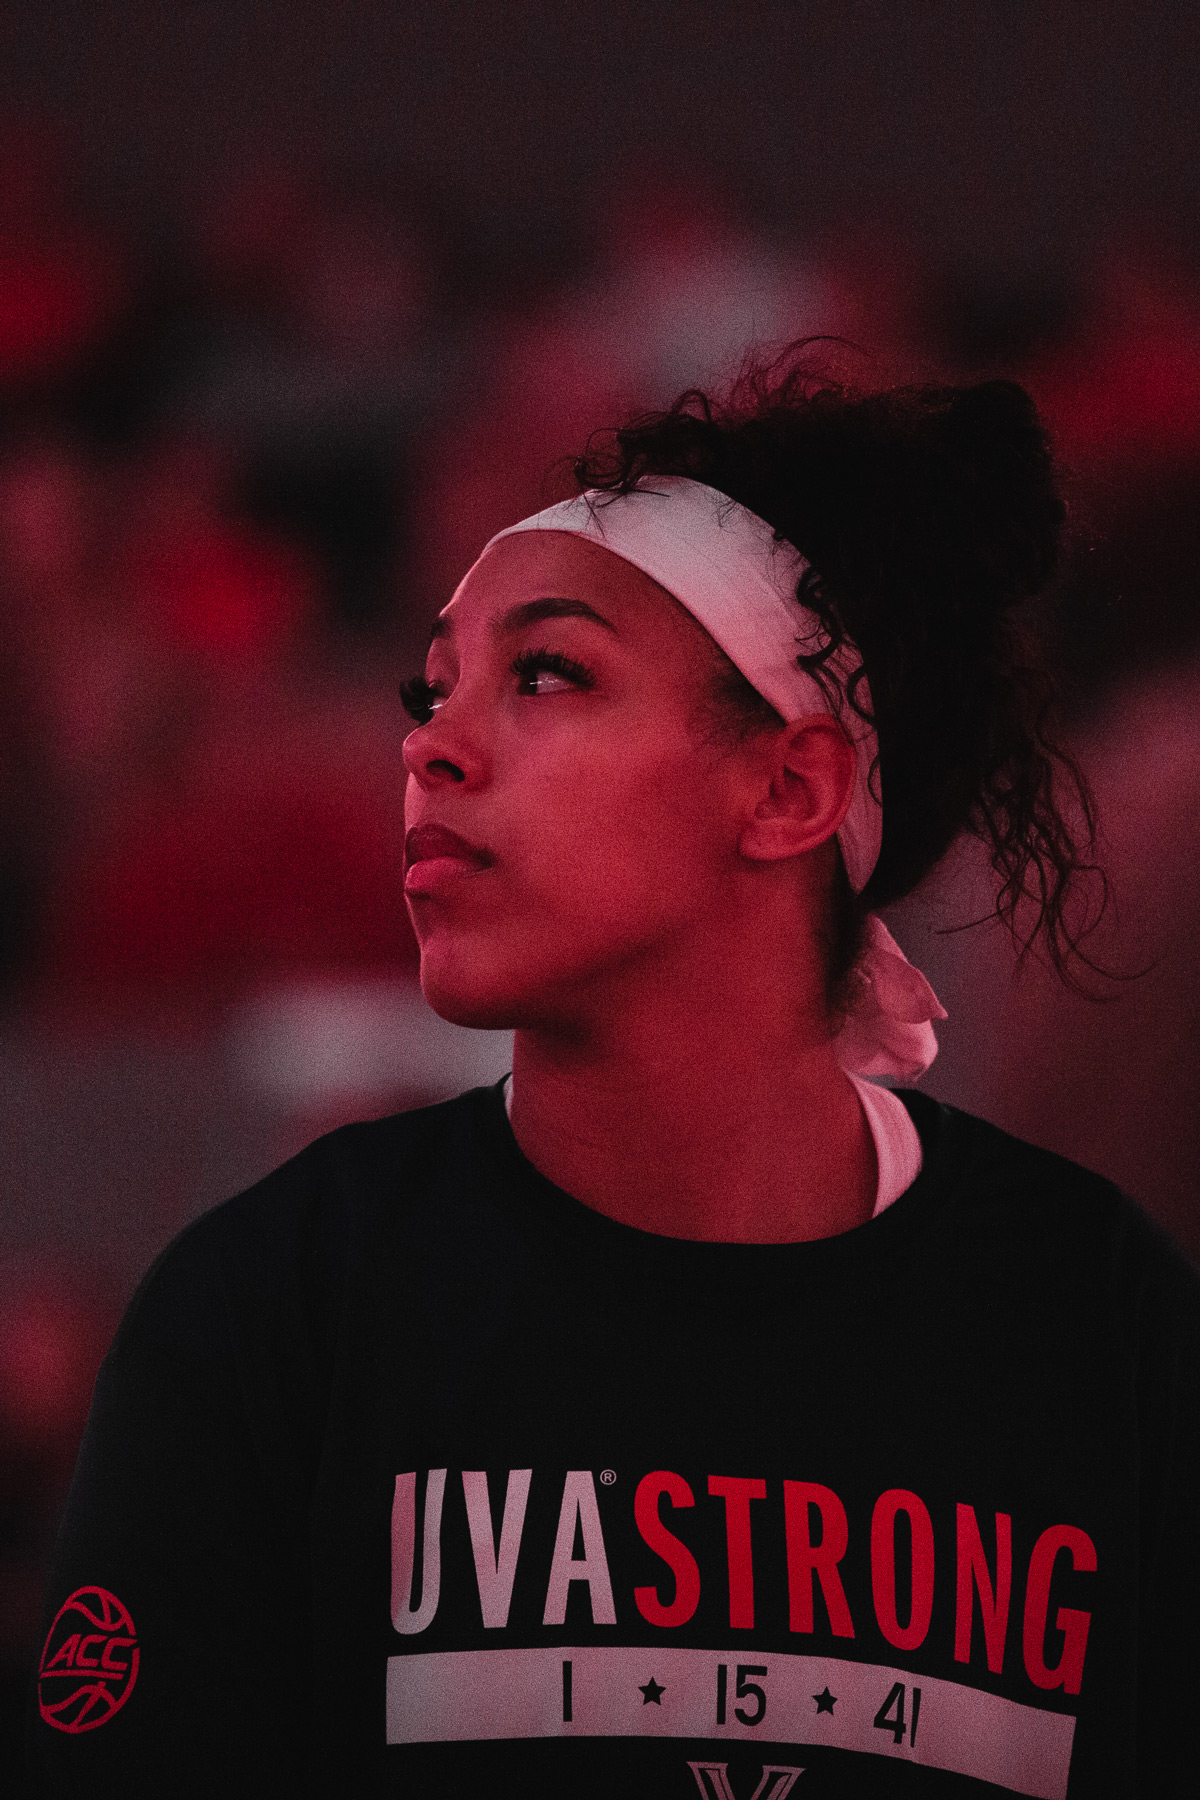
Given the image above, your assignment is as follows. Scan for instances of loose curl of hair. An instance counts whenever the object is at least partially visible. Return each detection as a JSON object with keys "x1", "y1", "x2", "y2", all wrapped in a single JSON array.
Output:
[{"x1": 570, "y1": 343, "x2": 1104, "y2": 990}]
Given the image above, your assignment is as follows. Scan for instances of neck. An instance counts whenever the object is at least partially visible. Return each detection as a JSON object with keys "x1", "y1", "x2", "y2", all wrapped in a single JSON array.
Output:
[{"x1": 505, "y1": 948, "x2": 876, "y2": 1243}]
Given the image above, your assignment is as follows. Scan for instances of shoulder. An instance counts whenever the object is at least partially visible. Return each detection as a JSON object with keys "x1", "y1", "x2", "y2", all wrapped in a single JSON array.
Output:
[
  {"x1": 902, "y1": 1087, "x2": 1200, "y2": 1325},
  {"x1": 111, "y1": 1082, "x2": 500, "y2": 1368}
]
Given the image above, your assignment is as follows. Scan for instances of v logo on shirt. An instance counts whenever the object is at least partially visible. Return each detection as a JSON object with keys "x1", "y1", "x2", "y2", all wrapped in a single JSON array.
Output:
[{"x1": 688, "y1": 1764, "x2": 805, "y2": 1799}]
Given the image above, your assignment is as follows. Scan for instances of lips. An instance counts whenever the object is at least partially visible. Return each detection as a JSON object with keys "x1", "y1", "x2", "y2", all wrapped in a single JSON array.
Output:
[{"x1": 404, "y1": 823, "x2": 496, "y2": 869}]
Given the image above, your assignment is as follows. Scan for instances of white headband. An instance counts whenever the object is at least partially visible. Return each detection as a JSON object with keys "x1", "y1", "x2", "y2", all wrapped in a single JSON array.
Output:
[{"x1": 483, "y1": 476, "x2": 945, "y2": 1080}]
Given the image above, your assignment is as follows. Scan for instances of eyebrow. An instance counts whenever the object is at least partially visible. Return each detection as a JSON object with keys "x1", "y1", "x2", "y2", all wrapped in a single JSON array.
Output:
[{"x1": 427, "y1": 596, "x2": 619, "y2": 647}]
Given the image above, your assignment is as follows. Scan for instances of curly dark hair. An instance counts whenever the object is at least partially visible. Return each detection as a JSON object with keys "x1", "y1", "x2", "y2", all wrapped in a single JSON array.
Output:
[{"x1": 570, "y1": 343, "x2": 1102, "y2": 987}]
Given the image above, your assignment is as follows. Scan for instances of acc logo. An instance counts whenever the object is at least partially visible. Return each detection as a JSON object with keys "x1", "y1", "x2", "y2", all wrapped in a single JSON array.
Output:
[{"x1": 38, "y1": 1586, "x2": 139, "y2": 1733}]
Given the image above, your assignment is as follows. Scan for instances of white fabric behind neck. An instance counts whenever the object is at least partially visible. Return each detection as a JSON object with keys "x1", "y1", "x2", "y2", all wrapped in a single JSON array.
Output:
[
  {"x1": 500, "y1": 1072, "x2": 921, "y2": 1226},
  {"x1": 845, "y1": 1073, "x2": 923, "y2": 1215}
]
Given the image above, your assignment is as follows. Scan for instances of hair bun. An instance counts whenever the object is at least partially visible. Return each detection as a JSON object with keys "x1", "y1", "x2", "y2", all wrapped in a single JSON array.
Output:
[{"x1": 928, "y1": 379, "x2": 1066, "y2": 606}]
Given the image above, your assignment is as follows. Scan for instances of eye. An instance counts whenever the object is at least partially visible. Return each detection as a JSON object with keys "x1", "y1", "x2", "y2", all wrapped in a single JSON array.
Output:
[
  {"x1": 399, "y1": 675, "x2": 443, "y2": 724},
  {"x1": 399, "y1": 645, "x2": 595, "y2": 725},
  {"x1": 511, "y1": 645, "x2": 595, "y2": 695}
]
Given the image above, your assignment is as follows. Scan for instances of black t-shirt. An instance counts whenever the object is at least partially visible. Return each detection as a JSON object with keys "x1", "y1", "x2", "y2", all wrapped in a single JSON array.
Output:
[{"x1": 25, "y1": 1079, "x2": 1200, "y2": 1797}]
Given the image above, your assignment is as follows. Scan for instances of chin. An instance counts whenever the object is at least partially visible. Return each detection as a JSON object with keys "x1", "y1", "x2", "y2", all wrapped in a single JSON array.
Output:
[
  {"x1": 416, "y1": 934, "x2": 600, "y2": 1034},
  {"x1": 419, "y1": 984, "x2": 522, "y2": 1032},
  {"x1": 416, "y1": 947, "x2": 537, "y2": 1032}
]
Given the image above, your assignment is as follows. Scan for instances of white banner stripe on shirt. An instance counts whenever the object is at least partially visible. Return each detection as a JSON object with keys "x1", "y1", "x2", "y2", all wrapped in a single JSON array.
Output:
[{"x1": 386, "y1": 1645, "x2": 1075, "y2": 1800}]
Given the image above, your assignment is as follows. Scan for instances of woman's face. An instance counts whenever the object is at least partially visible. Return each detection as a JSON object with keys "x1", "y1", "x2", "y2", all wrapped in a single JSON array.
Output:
[{"x1": 402, "y1": 529, "x2": 756, "y2": 1031}]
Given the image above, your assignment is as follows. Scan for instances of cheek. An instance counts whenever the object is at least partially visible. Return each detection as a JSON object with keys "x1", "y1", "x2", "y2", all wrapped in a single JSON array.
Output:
[{"x1": 508, "y1": 743, "x2": 723, "y2": 930}]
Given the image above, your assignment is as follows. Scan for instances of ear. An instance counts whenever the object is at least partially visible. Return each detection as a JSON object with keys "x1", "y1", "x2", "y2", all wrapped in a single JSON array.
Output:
[{"x1": 738, "y1": 713, "x2": 858, "y2": 864}]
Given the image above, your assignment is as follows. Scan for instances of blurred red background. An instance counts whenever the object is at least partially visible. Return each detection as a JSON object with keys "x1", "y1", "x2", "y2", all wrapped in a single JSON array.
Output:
[{"x1": 2, "y1": 0, "x2": 1200, "y2": 1766}]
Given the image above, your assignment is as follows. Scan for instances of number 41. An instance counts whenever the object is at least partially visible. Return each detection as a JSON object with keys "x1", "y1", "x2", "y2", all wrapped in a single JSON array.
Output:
[{"x1": 874, "y1": 1681, "x2": 922, "y2": 1747}]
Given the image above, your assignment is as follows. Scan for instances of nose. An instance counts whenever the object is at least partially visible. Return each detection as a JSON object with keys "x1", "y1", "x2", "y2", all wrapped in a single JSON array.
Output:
[
  {"x1": 401, "y1": 699, "x2": 482, "y2": 790},
  {"x1": 402, "y1": 725, "x2": 466, "y2": 788}
]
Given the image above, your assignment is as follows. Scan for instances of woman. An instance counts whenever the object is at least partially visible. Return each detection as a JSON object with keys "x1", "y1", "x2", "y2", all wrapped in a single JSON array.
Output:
[{"x1": 29, "y1": 355, "x2": 1199, "y2": 1797}]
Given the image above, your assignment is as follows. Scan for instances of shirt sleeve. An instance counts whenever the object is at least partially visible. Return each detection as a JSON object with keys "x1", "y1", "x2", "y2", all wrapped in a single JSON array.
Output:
[
  {"x1": 25, "y1": 1221, "x2": 316, "y2": 1797},
  {"x1": 1131, "y1": 1224, "x2": 1200, "y2": 1796}
]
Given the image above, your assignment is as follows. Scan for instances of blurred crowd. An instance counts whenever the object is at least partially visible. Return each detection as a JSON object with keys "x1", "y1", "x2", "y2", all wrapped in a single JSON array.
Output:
[
  {"x1": 4, "y1": 120, "x2": 1200, "y2": 1746},
  {"x1": 7, "y1": 142, "x2": 1200, "y2": 1017}
]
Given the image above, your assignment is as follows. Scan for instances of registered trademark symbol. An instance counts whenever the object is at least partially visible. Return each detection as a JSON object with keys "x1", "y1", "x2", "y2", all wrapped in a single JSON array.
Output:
[{"x1": 600, "y1": 1469, "x2": 617, "y2": 1486}]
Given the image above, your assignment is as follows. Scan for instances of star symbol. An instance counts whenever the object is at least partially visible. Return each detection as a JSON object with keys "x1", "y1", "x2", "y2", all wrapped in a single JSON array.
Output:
[
  {"x1": 813, "y1": 1686, "x2": 837, "y2": 1714},
  {"x1": 639, "y1": 1676, "x2": 665, "y2": 1705}
]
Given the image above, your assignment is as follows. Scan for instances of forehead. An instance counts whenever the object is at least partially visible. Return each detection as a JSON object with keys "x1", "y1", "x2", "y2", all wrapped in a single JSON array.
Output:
[{"x1": 436, "y1": 529, "x2": 717, "y2": 663}]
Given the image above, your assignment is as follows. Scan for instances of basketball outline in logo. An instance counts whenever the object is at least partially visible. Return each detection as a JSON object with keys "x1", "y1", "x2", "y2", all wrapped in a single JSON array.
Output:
[{"x1": 38, "y1": 1586, "x2": 139, "y2": 1733}]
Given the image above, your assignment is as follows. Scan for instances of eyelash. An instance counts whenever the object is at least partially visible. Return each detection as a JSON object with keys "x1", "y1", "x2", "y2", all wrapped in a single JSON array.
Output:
[{"x1": 399, "y1": 646, "x2": 596, "y2": 725}]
